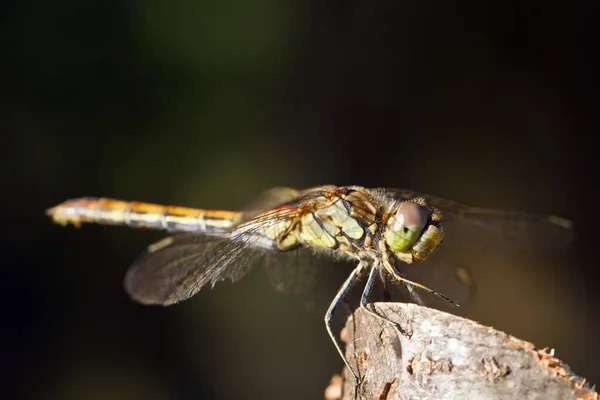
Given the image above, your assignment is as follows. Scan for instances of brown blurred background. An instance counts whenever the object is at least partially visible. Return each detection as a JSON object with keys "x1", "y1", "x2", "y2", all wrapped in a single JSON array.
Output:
[{"x1": 2, "y1": 1, "x2": 599, "y2": 399}]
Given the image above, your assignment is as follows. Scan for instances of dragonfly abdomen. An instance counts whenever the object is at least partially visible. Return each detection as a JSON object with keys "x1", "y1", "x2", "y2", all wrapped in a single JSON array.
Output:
[{"x1": 47, "y1": 197, "x2": 242, "y2": 234}]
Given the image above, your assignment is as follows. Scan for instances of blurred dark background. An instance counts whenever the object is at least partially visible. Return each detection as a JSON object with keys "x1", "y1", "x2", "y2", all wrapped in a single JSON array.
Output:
[{"x1": 2, "y1": 1, "x2": 599, "y2": 399}]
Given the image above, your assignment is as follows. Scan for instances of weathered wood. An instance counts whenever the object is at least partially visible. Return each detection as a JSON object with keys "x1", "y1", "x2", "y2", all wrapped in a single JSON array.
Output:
[{"x1": 325, "y1": 303, "x2": 597, "y2": 400}]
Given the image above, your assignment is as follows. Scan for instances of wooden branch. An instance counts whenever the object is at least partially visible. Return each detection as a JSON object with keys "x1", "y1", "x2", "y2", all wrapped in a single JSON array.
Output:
[{"x1": 324, "y1": 303, "x2": 597, "y2": 400}]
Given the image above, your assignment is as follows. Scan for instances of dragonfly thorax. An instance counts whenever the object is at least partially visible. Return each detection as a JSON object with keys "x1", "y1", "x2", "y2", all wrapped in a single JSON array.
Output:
[{"x1": 274, "y1": 187, "x2": 445, "y2": 266}]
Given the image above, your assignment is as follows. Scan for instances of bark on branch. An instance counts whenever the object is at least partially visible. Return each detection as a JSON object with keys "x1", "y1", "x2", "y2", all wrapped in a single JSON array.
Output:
[{"x1": 324, "y1": 303, "x2": 597, "y2": 400}]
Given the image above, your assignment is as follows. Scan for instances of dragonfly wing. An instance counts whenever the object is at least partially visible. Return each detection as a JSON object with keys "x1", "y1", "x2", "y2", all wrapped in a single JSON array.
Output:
[
  {"x1": 126, "y1": 187, "x2": 354, "y2": 308},
  {"x1": 240, "y1": 185, "x2": 343, "y2": 222},
  {"x1": 371, "y1": 187, "x2": 572, "y2": 311},
  {"x1": 124, "y1": 233, "x2": 264, "y2": 306},
  {"x1": 377, "y1": 188, "x2": 573, "y2": 254},
  {"x1": 261, "y1": 249, "x2": 362, "y2": 315},
  {"x1": 262, "y1": 248, "x2": 316, "y2": 295},
  {"x1": 240, "y1": 187, "x2": 301, "y2": 222}
]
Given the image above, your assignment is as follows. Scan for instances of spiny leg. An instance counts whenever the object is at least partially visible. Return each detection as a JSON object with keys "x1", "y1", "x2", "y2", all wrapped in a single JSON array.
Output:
[
  {"x1": 360, "y1": 262, "x2": 408, "y2": 336},
  {"x1": 325, "y1": 260, "x2": 367, "y2": 384}
]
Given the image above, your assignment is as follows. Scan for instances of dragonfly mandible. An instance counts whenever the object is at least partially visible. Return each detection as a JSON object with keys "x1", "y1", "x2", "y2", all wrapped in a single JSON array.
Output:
[{"x1": 46, "y1": 185, "x2": 572, "y2": 381}]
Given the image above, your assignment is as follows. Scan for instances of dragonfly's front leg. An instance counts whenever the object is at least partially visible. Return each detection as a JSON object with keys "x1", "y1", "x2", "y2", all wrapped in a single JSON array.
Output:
[
  {"x1": 325, "y1": 259, "x2": 368, "y2": 384},
  {"x1": 381, "y1": 253, "x2": 459, "y2": 307}
]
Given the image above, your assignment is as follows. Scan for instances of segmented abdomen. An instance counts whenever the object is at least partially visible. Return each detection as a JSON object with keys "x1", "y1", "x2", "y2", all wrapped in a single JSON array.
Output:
[{"x1": 46, "y1": 197, "x2": 242, "y2": 234}]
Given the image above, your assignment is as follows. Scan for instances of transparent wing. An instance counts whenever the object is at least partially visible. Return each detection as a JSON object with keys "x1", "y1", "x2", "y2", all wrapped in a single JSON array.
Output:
[
  {"x1": 124, "y1": 190, "x2": 337, "y2": 306},
  {"x1": 239, "y1": 186, "x2": 341, "y2": 221},
  {"x1": 240, "y1": 187, "x2": 301, "y2": 222},
  {"x1": 377, "y1": 188, "x2": 573, "y2": 254},
  {"x1": 367, "y1": 187, "x2": 573, "y2": 311},
  {"x1": 261, "y1": 247, "x2": 317, "y2": 295},
  {"x1": 124, "y1": 233, "x2": 270, "y2": 305}
]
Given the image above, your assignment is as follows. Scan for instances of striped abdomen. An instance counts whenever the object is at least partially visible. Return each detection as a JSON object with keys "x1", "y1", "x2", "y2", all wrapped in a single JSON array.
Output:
[{"x1": 46, "y1": 197, "x2": 242, "y2": 234}]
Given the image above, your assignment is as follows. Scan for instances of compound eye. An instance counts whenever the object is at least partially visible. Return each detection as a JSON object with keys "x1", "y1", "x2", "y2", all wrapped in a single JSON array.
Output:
[{"x1": 385, "y1": 202, "x2": 429, "y2": 252}]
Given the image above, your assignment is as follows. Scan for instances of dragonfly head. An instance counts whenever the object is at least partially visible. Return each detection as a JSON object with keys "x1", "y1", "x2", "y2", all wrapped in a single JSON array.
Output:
[{"x1": 385, "y1": 198, "x2": 444, "y2": 264}]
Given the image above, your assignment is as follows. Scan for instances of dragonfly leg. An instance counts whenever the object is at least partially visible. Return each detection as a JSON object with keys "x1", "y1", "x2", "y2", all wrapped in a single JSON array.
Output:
[
  {"x1": 382, "y1": 257, "x2": 459, "y2": 307},
  {"x1": 379, "y1": 267, "x2": 424, "y2": 305},
  {"x1": 360, "y1": 263, "x2": 409, "y2": 337},
  {"x1": 325, "y1": 259, "x2": 368, "y2": 384}
]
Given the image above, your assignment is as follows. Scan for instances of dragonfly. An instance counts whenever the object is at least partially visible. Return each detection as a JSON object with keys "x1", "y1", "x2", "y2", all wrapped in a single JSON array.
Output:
[{"x1": 46, "y1": 185, "x2": 572, "y2": 382}]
